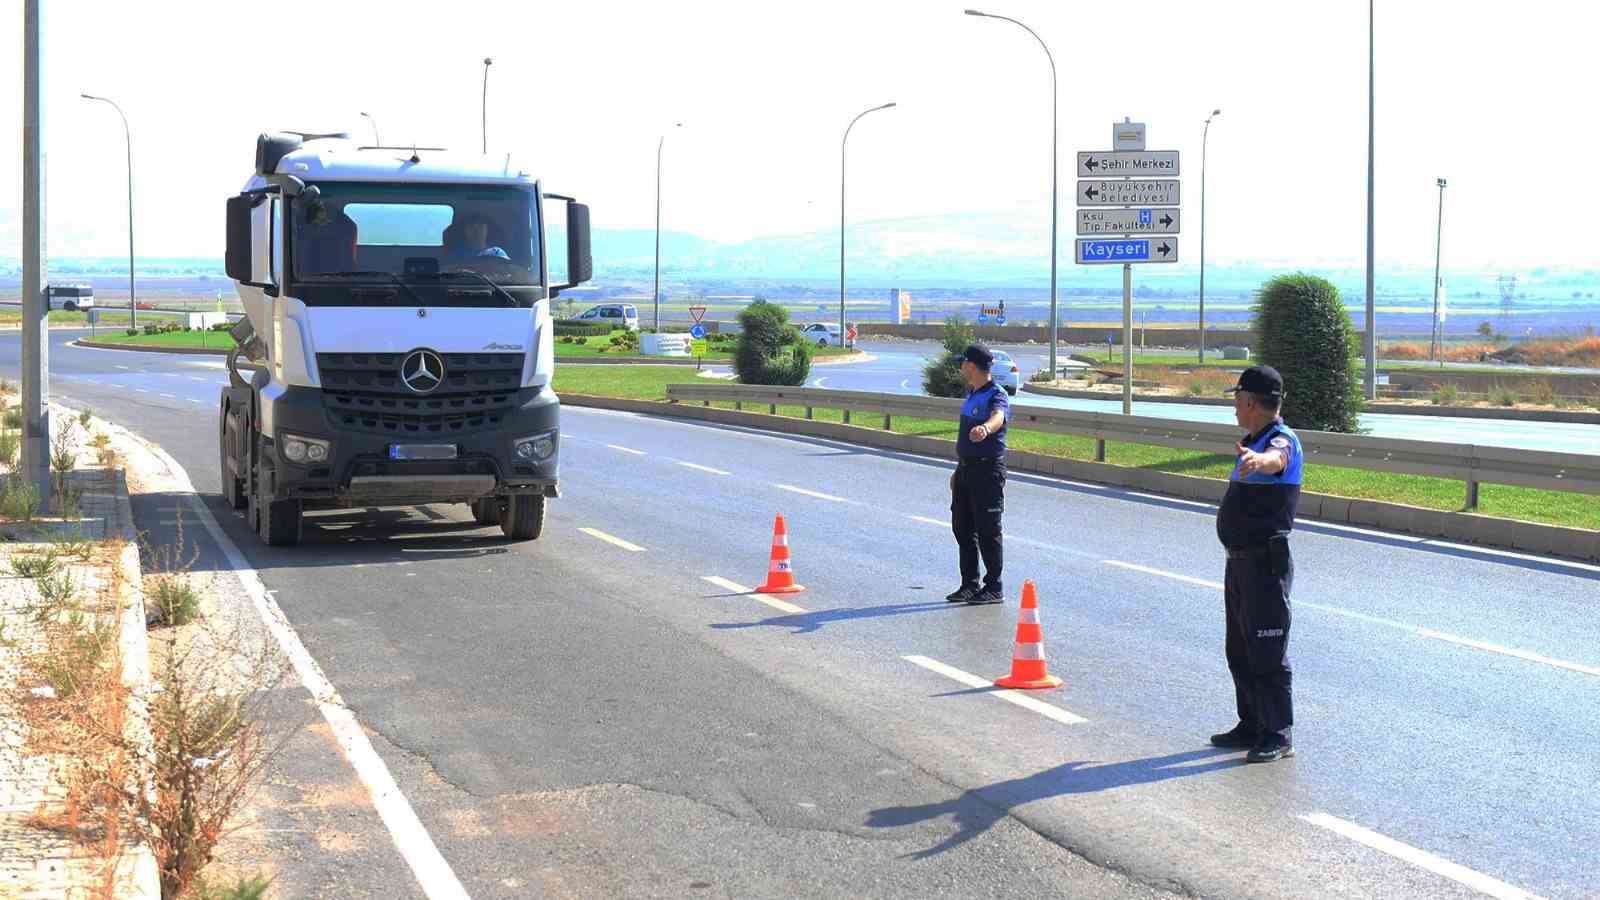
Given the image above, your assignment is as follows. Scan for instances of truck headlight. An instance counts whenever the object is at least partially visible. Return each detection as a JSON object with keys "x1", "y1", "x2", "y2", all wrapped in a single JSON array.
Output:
[
  {"x1": 281, "y1": 433, "x2": 331, "y2": 464},
  {"x1": 514, "y1": 430, "x2": 556, "y2": 461}
]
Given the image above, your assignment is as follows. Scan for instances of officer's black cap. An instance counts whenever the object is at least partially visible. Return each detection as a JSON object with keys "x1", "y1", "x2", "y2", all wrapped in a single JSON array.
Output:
[
  {"x1": 1226, "y1": 364, "x2": 1284, "y2": 398},
  {"x1": 962, "y1": 344, "x2": 994, "y2": 371}
]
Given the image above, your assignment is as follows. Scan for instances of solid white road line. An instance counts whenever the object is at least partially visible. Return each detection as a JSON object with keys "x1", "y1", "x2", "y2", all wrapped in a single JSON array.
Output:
[
  {"x1": 1108, "y1": 559, "x2": 1599, "y2": 679},
  {"x1": 774, "y1": 484, "x2": 848, "y2": 503},
  {"x1": 1301, "y1": 813, "x2": 1542, "y2": 900},
  {"x1": 908, "y1": 515, "x2": 947, "y2": 527},
  {"x1": 578, "y1": 527, "x2": 646, "y2": 552},
  {"x1": 605, "y1": 443, "x2": 646, "y2": 456},
  {"x1": 902, "y1": 655, "x2": 1088, "y2": 726},
  {"x1": 676, "y1": 461, "x2": 731, "y2": 476},
  {"x1": 701, "y1": 575, "x2": 807, "y2": 614},
  {"x1": 118, "y1": 430, "x2": 470, "y2": 899}
]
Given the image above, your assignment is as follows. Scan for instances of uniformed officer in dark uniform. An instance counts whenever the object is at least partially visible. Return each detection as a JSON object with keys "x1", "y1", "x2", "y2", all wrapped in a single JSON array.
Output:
[
  {"x1": 946, "y1": 344, "x2": 1010, "y2": 606},
  {"x1": 1210, "y1": 365, "x2": 1304, "y2": 763}
]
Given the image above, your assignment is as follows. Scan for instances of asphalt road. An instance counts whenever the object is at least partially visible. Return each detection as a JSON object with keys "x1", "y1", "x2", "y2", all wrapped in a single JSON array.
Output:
[
  {"x1": 803, "y1": 341, "x2": 1600, "y2": 455},
  {"x1": 4, "y1": 330, "x2": 1598, "y2": 899}
]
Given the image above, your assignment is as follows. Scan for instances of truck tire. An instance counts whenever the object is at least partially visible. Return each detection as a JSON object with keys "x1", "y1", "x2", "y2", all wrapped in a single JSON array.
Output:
[
  {"x1": 252, "y1": 461, "x2": 303, "y2": 547},
  {"x1": 470, "y1": 498, "x2": 500, "y2": 526},
  {"x1": 500, "y1": 494, "x2": 546, "y2": 541},
  {"x1": 220, "y1": 409, "x2": 247, "y2": 510}
]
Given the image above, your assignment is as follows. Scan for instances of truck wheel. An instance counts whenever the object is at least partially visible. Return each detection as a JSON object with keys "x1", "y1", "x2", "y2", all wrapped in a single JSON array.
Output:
[
  {"x1": 253, "y1": 462, "x2": 303, "y2": 547},
  {"x1": 220, "y1": 413, "x2": 246, "y2": 510},
  {"x1": 470, "y1": 498, "x2": 500, "y2": 525},
  {"x1": 500, "y1": 494, "x2": 546, "y2": 541}
]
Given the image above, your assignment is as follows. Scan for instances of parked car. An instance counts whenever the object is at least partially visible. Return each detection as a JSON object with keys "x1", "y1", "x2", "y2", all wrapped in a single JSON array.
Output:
[
  {"x1": 990, "y1": 350, "x2": 1020, "y2": 395},
  {"x1": 800, "y1": 322, "x2": 843, "y2": 347},
  {"x1": 575, "y1": 304, "x2": 639, "y2": 332}
]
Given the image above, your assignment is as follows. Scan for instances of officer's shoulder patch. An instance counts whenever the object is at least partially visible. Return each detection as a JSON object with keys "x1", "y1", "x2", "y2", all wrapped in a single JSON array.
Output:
[{"x1": 1269, "y1": 436, "x2": 1291, "y2": 450}]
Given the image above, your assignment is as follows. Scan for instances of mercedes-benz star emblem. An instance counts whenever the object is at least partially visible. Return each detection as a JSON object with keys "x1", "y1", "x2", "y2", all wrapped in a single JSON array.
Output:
[{"x1": 400, "y1": 349, "x2": 445, "y2": 394}]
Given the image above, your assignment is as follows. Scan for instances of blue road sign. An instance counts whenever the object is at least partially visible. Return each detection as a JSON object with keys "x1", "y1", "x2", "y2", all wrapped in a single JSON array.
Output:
[
  {"x1": 1138, "y1": 208, "x2": 1152, "y2": 226},
  {"x1": 996, "y1": 315, "x2": 1007, "y2": 326},
  {"x1": 1075, "y1": 237, "x2": 1179, "y2": 265},
  {"x1": 977, "y1": 314, "x2": 991, "y2": 325},
  {"x1": 689, "y1": 323, "x2": 707, "y2": 339}
]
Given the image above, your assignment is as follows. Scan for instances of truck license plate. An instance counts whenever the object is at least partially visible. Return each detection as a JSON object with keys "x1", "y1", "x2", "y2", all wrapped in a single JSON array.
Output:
[{"x1": 389, "y1": 444, "x2": 458, "y2": 461}]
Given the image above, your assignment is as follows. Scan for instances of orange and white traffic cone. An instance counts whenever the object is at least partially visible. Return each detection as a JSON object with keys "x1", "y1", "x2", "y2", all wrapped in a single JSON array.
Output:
[
  {"x1": 994, "y1": 580, "x2": 1062, "y2": 689},
  {"x1": 756, "y1": 514, "x2": 805, "y2": 595}
]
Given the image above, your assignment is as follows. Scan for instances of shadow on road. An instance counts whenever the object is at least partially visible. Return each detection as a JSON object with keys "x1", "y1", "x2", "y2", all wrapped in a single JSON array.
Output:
[
  {"x1": 707, "y1": 600, "x2": 968, "y2": 635},
  {"x1": 866, "y1": 748, "x2": 1244, "y2": 859}
]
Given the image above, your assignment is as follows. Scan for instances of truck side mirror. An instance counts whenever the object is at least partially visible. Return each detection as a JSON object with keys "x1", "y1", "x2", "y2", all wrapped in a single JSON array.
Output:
[
  {"x1": 225, "y1": 193, "x2": 278, "y2": 291},
  {"x1": 225, "y1": 195, "x2": 255, "y2": 282},
  {"x1": 566, "y1": 201, "x2": 592, "y2": 286}
]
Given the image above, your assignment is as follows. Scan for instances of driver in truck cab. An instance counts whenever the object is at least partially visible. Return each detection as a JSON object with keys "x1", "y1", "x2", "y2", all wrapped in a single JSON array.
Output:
[{"x1": 445, "y1": 212, "x2": 511, "y2": 264}]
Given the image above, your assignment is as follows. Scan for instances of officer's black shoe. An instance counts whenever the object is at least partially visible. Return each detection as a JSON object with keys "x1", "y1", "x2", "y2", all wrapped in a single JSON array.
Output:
[
  {"x1": 1209, "y1": 722, "x2": 1260, "y2": 749},
  {"x1": 945, "y1": 586, "x2": 978, "y2": 603},
  {"x1": 1245, "y1": 734, "x2": 1295, "y2": 764},
  {"x1": 968, "y1": 588, "x2": 1005, "y2": 605}
]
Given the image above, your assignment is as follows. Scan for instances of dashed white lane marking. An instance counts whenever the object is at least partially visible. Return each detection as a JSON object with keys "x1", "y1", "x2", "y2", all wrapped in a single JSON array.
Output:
[
  {"x1": 1107, "y1": 559, "x2": 1599, "y2": 679},
  {"x1": 1103, "y1": 559, "x2": 1222, "y2": 591},
  {"x1": 115, "y1": 364, "x2": 130, "y2": 370},
  {"x1": 1301, "y1": 813, "x2": 1542, "y2": 900},
  {"x1": 1414, "y1": 629, "x2": 1600, "y2": 678},
  {"x1": 187, "y1": 376, "x2": 207, "y2": 382},
  {"x1": 110, "y1": 425, "x2": 471, "y2": 899},
  {"x1": 701, "y1": 575, "x2": 808, "y2": 614},
  {"x1": 605, "y1": 443, "x2": 646, "y2": 456},
  {"x1": 902, "y1": 655, "x2": 1088, "y2": 726},
  {"x1": 187, "y1": 398, "x2": 202, "y2": 404},
  {"x1": 774, "y1": 484, "x2": 847, "y2": 503},
  {"x1": 134, "y1": 388, "x2": 149, "y2": 394},
  {"x1": 909, "y1": 515, "x2": 947, "y2": 527},
  {"x1": 578, "y1": 527, "x2": 646, "y2": 552},
  {"x1": 676, "y1": 461, "x2": 731, "y2": 476},
  {"x1": 160, "y1": 393, "x2": 178, "y2": 399}
]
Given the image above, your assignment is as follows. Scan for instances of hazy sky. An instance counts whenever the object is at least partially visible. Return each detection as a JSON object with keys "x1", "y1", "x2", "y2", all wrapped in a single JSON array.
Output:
[{"x1": 3, "y1": 0, "x2": 1599, "y2": 269}]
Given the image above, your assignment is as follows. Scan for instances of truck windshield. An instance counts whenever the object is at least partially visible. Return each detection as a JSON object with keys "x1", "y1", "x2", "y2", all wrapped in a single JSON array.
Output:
[{"x1": 290, "y1": 182, "x2": 542, "y2": 306}]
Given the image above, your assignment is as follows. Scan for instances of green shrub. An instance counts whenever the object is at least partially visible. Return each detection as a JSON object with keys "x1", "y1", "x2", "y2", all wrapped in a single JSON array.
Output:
[
  {"x1": 3, "y1": 409, "x2": 21, "y2": 431},
  {"x1": 733, "y1": 300, "x2": 813, "y2": 386},
  {"x1": 552, "y1": 320, "x2": 612, "y2": 337},
  {"x1": 922, "y1": 315, "x2": 974, "y2": 398},
  {"x1": 149, "y1": 574, "x2": 201, "y2": 627},
  {"x1": 1251, "y1": 273, "x2": 1363, "y2": 432},
  {"x1": 0, "y1": 429, "x2": 18, "y2": 468},
  {"x1": 1430, "y1": 383, "x2": 1460, "y2": 406},
  {"x1": 1530, "y1": 380, "x2": 1556, "y2": 406},
  {"x1": 1489, "y1": 384, "x2": 1517, "y2": 407},
  {"x1": 1, "y1": 479, "x2": 40, "y2": 521}
]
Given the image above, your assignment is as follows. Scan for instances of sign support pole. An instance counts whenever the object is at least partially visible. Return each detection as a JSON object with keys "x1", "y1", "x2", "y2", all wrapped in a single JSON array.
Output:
[{"x1": 1122, "y1": 263, "x2": 1133, "y2": 415}]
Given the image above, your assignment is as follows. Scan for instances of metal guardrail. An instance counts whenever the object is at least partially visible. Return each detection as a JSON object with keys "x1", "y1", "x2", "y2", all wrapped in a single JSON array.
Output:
[{"x1": 664, "y1": 383, "x2": 1600, "y2": 506}]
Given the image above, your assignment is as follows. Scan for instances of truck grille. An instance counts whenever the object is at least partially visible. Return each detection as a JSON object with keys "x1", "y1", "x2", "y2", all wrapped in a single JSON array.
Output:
[{"x1": 317, "y1": 352, "x2": 526, "y2": 436}]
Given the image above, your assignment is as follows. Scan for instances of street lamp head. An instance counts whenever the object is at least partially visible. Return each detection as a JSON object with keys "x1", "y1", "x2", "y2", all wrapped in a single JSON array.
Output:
[
  {"x1": 964, "y1": 9, "x2": 988, "y2": 16},
  {"x1": 1212, "y1": 108, "x2": 1222, "y2": 116},
  {"x1": 1437, "y1": 177, "x2": 1448, "y2": 188},
  {"x1": 483, "y1": 57, "x2": 493, "y2": 66},
  {"x1": 881, "y1": 102, "x2": 897, "y2": 110}
]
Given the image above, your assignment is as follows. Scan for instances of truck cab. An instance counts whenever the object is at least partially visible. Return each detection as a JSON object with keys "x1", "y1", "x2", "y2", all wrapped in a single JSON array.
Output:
[{"x1": 221, "y1": 131, "x2": 591, "y2": 546}]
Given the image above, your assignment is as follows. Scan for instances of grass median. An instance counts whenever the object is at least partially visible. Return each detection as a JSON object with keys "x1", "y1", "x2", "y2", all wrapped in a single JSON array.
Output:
[
  {"x1": 78, "y1": 329, "x2": 235, "y2": 350},
  {"x1": 553, "y1": 365, "x2": 1600, "y2": 531}
]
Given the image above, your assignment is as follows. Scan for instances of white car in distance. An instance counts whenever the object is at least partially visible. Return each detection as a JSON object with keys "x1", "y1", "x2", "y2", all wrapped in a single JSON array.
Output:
[{"x1": 990, "y1": 350, "x2": 1020, "y2": 395}]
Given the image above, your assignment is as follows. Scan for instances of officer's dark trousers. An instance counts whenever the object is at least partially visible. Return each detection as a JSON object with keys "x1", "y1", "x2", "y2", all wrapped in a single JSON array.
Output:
[
  {"x1": 1224, "y1": 548, "x2": 1293, "y2": 739},
  {"x1": 951, "y1": 457, "x2": 1005, "y2": 593}
]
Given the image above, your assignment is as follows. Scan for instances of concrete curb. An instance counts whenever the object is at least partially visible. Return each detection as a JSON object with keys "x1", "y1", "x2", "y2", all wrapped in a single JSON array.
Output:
[
  {"x1": 109, "y1": 469, "x2": 162, "y2": 899},
  {"x1": 563, "y1": 394, "x2": 1600, "y2": 563},
  {"x1": 75, "y1": 339, "x2": 231, "y2": 356},
  {"x1": 1021, "y1": 382, "x2": 1600, "y2": 424}
]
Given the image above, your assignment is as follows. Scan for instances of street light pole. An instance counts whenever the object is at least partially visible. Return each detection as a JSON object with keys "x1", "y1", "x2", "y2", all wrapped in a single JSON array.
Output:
[
  {"x1": 1199, "y1": 108, "x2": 1221, "y2": 364},
  {"x1": 966, "y1": 9, "x2": 1058, "y2": 377},
  {"x1": 654, "y1": 123, "x2": 681, "y2": 332},
  {"x1": 481, "y1": 57, "x2": 493, "y2": 154},
  {"x1": 841, "y1": 102, "x2": 896, "y2": 349},
  {"x1": 1431, "y1": 177, "x2": 1447, "y2": 363},
  {"x1": 81, "y1": 93, "x2": 136, "y2": 331},
  {"x1": 360, "y1": 111, "x2": 380, "y2": 145},
  {"x1": 1364, "y1": 0, "x2": 1377, "y2": 399}
]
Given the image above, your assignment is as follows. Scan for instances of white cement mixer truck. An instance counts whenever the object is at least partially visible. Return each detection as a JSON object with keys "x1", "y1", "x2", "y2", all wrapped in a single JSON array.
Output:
[{"x1": 220, "y1": 131, "x2": 591, "y2": 546}]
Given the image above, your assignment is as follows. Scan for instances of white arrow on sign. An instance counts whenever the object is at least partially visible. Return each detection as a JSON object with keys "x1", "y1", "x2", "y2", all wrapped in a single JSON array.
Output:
[
  {"x1": 1075, "y1": 237, "x2": 1180, "y2": 265},
  {"x1": 1077, "y1": 179, "x2": 1180, "y2": 206},
  {"x1": 1077, "y1": 207, "x2": 1180, "y2": 236},
  {"x1": 1077, "y1": 150, "x2": 1179, "y2": 178}
]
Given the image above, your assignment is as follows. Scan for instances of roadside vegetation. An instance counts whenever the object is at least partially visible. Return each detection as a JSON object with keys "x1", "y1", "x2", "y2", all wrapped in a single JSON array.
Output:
[{"x1": 552, "y1": 365, "x2": 1598, "y2": 530}]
